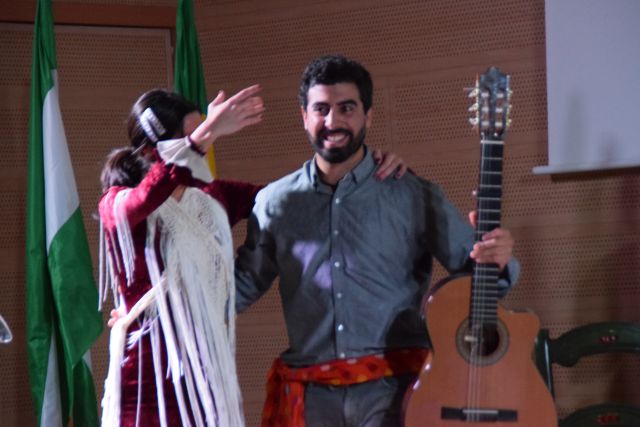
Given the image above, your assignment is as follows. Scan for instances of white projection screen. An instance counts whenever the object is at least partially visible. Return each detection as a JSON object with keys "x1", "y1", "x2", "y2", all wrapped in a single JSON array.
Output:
[{"x1": 534, "y1": 0, "x2": 640, "y2": 174}]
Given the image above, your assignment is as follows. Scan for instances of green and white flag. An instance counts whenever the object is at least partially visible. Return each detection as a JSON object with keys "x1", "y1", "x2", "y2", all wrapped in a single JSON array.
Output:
[
  {"x1": 174, "y1": 0, "x2": 217, "y2": 177},
  {"x1": 26, "y1": 0, "x2": 103, "y2": 426}
]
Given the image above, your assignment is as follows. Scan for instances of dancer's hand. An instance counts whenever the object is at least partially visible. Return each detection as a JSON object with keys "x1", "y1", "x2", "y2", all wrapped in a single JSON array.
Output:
[
  {"x1": 190, "y1": 84, "x2": 265, "y2": 151},
  {"x1": 107, "y1": 307, "x2": 125, "y2": 328},
  {"x1": 372, "y1": 149, "x2": 408, "y2": 180}
]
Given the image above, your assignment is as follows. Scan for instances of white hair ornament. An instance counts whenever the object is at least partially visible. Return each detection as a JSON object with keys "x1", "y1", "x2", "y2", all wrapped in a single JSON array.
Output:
[{"x1": 138, "y1": 107, "x2": 166, "y2": 143}]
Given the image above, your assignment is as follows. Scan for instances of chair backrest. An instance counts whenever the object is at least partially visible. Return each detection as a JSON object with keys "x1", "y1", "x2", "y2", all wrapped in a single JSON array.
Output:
[{"x1": 535, "y1": 322, "x2": 640, "y2": 427}]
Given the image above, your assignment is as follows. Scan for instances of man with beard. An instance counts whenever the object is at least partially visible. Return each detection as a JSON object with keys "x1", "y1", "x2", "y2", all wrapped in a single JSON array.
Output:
[{"x1": 234, "y1": 55, "x2": 519, "y2": 427}]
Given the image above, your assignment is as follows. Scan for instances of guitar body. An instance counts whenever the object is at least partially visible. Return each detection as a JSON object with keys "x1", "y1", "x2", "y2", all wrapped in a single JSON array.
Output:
[{"x1": 403, "y1": 275, "x2": 557, "y2": 426}]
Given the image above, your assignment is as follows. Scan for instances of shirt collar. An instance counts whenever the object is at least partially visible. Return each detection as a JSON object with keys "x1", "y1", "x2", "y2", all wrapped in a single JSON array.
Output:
[
  {"x1": 308, "y1": 145, "x2": 375, "y2": 191},
  {"x1": 350, "y1": 145, "x2": 375, "y2": 184}
]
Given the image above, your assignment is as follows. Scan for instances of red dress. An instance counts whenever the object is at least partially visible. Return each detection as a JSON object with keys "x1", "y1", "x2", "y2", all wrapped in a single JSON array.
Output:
[{"x1": 99, "y1": 152, "x2": 261, "y2": 426}]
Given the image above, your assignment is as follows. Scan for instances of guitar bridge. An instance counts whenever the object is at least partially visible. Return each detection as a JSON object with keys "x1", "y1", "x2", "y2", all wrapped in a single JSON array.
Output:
[{"x1": 441, "y1": 407, "x2": 517, "y2": 422}]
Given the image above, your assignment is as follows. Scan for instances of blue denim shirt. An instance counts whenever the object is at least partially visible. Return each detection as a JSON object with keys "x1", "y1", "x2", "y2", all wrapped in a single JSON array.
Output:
[{"x1": 235, "y1": 146, "x2": 519, "y2": 366}]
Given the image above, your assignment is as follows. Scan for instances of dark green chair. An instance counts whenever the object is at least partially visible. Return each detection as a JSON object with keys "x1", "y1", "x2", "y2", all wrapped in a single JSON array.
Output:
[{"x1": 535, "y1": 322, "x2": 640, "y2": 427}]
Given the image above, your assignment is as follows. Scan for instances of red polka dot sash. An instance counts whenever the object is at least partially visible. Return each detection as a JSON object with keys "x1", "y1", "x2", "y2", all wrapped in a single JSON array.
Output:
[{"x1": 261, "y1": 348, "x2": 431, "y2": 427}]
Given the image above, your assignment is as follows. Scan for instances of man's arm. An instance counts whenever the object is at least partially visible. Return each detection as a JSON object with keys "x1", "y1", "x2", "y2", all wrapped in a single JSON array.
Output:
[{"x1": 234, "y1": 205, "x2": 280, "y2": 313}]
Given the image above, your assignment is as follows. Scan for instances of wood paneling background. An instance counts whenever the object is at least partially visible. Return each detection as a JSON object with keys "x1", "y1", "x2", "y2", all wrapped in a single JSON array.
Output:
[{"x1": 1, "y1": 0, "x2": 639, "y2": 425}]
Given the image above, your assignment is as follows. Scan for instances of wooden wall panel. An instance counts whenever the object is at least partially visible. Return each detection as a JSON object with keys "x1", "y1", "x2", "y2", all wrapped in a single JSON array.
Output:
[{"x1": 0, "y1": 0, "x2": 175, "y2": 27}]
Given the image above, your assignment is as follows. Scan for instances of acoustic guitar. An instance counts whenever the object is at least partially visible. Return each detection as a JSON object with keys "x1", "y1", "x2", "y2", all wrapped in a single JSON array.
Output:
[{"x1": 403, "y1": 67, "x2": 557, "y2": 426}]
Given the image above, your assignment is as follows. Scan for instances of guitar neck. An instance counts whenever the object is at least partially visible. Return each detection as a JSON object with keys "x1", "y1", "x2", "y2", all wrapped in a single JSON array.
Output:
[{"x1": 470, "y1": 139, "x2": 504, "y2": 327}]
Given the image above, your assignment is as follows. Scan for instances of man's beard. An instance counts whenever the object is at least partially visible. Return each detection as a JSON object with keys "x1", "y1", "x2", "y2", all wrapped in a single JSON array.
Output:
[{"x1": 308, "y1": 126, "x2": 366, "y2": 164}]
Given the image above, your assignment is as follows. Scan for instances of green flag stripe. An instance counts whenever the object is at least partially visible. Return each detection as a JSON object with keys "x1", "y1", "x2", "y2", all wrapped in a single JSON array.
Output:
[
  {"x1": 174, "y1": 0, "x2": 208, "y2": 113},
  {"x1": 26, "y1": 1, "x2": 55, "y2": 424},
  {"x1": 48, "y1": 208, "x2": 103, "y2": 364},
  {"x1": 73, "y1": 359, "x2": 100, "y2": 426}
]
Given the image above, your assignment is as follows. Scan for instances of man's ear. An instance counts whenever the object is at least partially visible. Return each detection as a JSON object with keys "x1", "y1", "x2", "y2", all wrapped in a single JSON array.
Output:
[
  {"x1": 300, "y1": 106, "x2": 308, "y2": 130},
  {"x1": 365, "y1": 107, "x2": 373, "y2": 129}
]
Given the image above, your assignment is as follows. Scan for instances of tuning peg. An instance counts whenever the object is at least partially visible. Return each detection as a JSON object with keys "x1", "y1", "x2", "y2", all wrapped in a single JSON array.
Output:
[
  {"x1": 468, "y1": 117, "x2": 479, "y2": 127},
  {"x1": 468, "y1": 103, "x2": 479, "y2": 112}
]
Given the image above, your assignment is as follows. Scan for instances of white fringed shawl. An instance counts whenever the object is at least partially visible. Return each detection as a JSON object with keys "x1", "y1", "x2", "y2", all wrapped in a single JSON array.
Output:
[{"x1": 100, "y1": 138, "x2": 243, "y2": 427}]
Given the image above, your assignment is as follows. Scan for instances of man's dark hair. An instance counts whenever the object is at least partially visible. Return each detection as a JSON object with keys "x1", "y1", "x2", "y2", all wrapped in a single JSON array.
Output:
[{"x1": 298, "y1": 55, "x2": 373, "y2": 113}]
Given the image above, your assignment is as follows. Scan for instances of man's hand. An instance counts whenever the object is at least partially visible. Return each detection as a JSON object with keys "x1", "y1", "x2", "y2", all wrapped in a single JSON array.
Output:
[{"x1": 468, "y1": 210, "x2": 514, "y2": 271}]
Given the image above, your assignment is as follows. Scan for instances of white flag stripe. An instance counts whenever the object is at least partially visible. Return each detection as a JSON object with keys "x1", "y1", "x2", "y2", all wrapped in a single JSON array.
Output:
[
  {"x1": 43, "y1": 71, "x2": 79, "y2": 251},
  {"x1": 83, "y1": 350, "x2": 93, "y2": 369},
  {"x1": 42, "y1": 336, "x2": 63, "y2": 427}
]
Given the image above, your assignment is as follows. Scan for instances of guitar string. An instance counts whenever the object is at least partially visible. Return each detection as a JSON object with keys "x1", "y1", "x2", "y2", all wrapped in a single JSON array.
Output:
[
  {"x1": 469, "y1": 81, "x2": 483, "y2": 423},
  {"x1": 468, "y1": 88, "x2": 483, "y2": 423},
  {"x1": 468, "y1": 101, "x2": 483, "y2": 423},
  {"x1": 470, "y1": 143, "x2": 486, "y2": 422},
  {"x1": 473, "y1": 147, "x2": 489, "y2": 422},
  {"x1": 472, "y1": 121, "x2": 490, "y2": 422}
]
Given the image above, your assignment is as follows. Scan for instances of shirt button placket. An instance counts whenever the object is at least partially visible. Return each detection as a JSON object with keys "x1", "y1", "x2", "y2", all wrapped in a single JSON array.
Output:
[{"x1": 331, "y1": 192, "x2": 346, "y2": 360}]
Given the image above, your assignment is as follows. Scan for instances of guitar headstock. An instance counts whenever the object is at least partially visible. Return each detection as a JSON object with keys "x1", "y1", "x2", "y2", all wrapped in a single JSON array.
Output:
[{"x1": 468, "y1": 67, "x2": 512, "y2": 141}]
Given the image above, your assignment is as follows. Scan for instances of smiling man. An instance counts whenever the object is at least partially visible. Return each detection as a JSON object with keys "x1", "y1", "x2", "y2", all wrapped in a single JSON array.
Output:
[{"x1": 234, "y1": 55, "x2": 520, "y2": 427}]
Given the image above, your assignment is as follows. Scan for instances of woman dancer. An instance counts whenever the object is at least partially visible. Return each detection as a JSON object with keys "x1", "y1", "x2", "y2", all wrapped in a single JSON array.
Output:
[{"x1": 99, "y1": 86, "x2": 264, "y2": 427}]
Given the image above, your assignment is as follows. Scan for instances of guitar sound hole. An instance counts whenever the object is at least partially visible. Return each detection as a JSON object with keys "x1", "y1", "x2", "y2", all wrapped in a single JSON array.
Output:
[
  {"x1": 474, "y1": 324, "x2": 500, "y2": 357},
  {"x1": 456, "y1": 319, "x2": 509, "y2": 366}
]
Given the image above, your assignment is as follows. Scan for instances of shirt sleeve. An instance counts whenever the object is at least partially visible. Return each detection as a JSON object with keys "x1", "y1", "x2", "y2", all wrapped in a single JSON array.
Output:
[
  {"x1": 498, "y1": 257, "x2": 520, "y2": 295},
  {"x1": 422, "y1": 180, "x2": 475, "y2": 272},
  {"x1": 234, "y1": 189, "x2": 280, "y2": 313}
]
